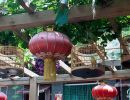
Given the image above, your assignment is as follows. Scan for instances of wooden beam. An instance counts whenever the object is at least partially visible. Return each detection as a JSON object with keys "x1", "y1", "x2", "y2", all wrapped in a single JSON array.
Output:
[
  {"x1": 38, "y1": 69, "x2": 130, "y2": 84},
  {"x1": 59, "y1": 60, "x2": 71, "y2": 73},
  {"x1": 24, "y1": 67, "x2": 39, "y2": 77},
  {"x1": 0, "y1": 0, "x2": 130, "y2": 31},
  {"x1": 0, "y1": 77, "x2": 29, "y2": 86},
  {"x1": 0, "y1": 69, "x2": 130, "y2": 86},
  {"x1": 29, "y1": 77, "x2": 38, "y2": 100}
]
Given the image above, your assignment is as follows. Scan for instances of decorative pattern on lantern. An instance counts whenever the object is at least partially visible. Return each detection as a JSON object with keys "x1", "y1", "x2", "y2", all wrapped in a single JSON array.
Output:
[
  {"x1": 0, "y1": 92, "x2": 7, "y2": 100},
  {"x1": 71, "y1": 43, "x2": 105, "y2": 78},
  {"x1": 29, "y1": 31, "x2": 72, "y2": 81},
  {"x1": 92, "y1": 83, "x2": 118, "y2": 100}
]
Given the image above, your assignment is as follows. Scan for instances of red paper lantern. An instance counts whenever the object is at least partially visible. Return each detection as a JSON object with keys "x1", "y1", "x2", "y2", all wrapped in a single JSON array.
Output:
[
  {"x1": 0, "y1": 92, "x2": 7, "y2": 100},
  {"x1": 29, "y1": 31, "x2": 72, "y2": 59},
  {"x1": 92, "y1": 83, "x2": 118, "y2": 100},
  {"x1": 29, "y1": 31, "x2": 72, "y2": 80}
]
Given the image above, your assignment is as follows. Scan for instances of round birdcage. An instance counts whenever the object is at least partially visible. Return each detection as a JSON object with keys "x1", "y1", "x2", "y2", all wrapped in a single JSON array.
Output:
[
  {"x1": 0, "y1": 46, "x2": 24, "y2": 78},
  {"x1": 120, "y1": 35, "x2": 130, "y2": 68},
  {"x1": 71, "y1": 43, "x2": 105, "y2": 78}
]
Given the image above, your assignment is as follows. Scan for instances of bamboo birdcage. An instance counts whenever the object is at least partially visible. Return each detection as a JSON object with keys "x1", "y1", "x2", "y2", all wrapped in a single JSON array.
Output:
[
  {"x1": 0, "y1": 46, "x2": 24, "y2": 78},
  {"x1": 120, "y1": 35, "x2": 130, "y2": 68},
  {"x1": 71, "y1": 43, "x2": 105, "y2": 78}
]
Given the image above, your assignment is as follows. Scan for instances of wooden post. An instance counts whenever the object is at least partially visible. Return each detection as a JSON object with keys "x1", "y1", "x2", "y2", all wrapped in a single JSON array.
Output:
[
  {"x1": 29, "y1": 77, "x2": 38, "y2": 100},
  {"x1": 24, "y1": 67, "x2": 39, "y2": 77}
]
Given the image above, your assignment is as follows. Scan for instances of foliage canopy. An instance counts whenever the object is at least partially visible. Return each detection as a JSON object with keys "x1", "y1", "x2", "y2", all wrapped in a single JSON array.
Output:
[{"x1": 0, "y1": 0, "x2": 129, "y2": 48}]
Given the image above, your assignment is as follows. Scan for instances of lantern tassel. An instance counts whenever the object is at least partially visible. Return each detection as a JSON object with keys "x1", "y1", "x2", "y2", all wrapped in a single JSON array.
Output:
[{"x1": 44, "y1": 58, "x2": 56, "y2": 81}]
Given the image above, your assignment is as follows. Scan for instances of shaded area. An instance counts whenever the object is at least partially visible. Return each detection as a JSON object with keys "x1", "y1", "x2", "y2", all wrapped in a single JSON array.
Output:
[{"x1": 71, "y1": 67, "x2": 104, "y2": 78}]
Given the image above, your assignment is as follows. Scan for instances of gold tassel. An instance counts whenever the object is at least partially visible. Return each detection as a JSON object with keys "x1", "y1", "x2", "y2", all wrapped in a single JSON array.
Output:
[{"x1": 44, "y1": 58, "x2": 56, "y2": 81}]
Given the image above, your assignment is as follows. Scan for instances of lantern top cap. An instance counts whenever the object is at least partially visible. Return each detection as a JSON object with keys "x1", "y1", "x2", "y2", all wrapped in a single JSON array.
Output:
[{"x1": 98, "y1": 81, "x2": 107, "y2": 85}]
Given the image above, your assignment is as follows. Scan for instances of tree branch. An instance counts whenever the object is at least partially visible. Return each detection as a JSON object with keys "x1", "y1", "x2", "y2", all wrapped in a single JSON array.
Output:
[{"x1": 17, "y1": 0, "x2": 34, "y2": 14}]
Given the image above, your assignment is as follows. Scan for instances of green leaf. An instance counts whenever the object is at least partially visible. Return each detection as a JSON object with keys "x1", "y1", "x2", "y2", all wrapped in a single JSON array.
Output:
[
  {"x1": 30, "y1": 2, "x2": 36, "y2": 10},
  {"x1": 55, "y1": 5, "x2": 69, "y2": 26}
]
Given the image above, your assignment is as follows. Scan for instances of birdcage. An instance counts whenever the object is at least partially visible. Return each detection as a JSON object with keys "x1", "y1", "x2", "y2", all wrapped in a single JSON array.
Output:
[
  {"x1": 120, "y1": 35, "x2": 130, "y2": 68},
  {"x1": 0, "y1": 46, "x2": 24, "y2": 78},
  {"x1": 71, "y1": 43, "x2": 105, "y2": 78}
]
